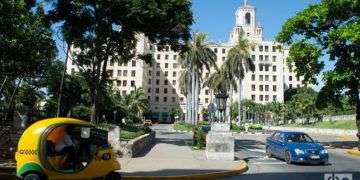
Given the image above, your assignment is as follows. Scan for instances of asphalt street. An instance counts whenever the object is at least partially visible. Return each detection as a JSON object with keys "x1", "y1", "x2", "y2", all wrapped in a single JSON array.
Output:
[{"x1": 225, "y1": 134, "x2": 360, "y2": 180}]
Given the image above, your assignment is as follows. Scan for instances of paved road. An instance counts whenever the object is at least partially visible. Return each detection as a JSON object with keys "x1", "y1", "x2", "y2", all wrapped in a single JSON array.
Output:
[{"x1": 225, "y1": 134, "x2": 360, "y2": 180}]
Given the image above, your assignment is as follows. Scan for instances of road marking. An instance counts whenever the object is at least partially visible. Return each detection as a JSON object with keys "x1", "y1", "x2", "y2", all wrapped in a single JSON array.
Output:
[
  {"x1": 238, "y1": 145, "x2": 266, "y2": 153},
  {"x1": 251, "y1": 162, "x2": 286, "y2": 165}
]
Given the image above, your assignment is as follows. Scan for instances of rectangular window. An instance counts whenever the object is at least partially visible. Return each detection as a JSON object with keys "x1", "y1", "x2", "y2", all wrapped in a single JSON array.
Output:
[
  {"x1": 265, "y1": 75, "x2": 269, "y2": 81},
  {"x1": 252, "y1": 46, "x2": 255, "y2": 51},
  {"x1": 122, "y1": 80, "x2": 127, "y2": 87},
  {"x1": 163, "y1": 97, "x2": 167, "y2": 102},
  {"x1": 155, "y1": 96, "x2": 159, "y2": 102},
  {"x1": 252, "y1": 85, "x2": 256, "y2": 91},
  {"x1": 259, "y1": 65, "x2": 263, "y2": 71},
  {"x1": 259, "y1": 85, "x2": 264, "y2": 91},
  {"x1": 214, "y1": 48, "x2": 218, "y2": 53},
  {"x1": 132, "y1": 61, "x2": 136, "y2": 67},
  {"x1": 164, "y1": 80, "x2": 168, "y2": 85},
  {"x1": 122, "y1": 90, "x2": 127, "y2": 96},
  {"x1": 205, "y1": 90, "x2": 209, "y2": 95},
  {"x1": 289, "y1": 84, "x2": 293, "y2": 89},
  {"x1": 289, "y1": 76, "x2": 293, "y2": 81},
  {"x1": 173, "y1": 63, "x2": 179, "y2": 68},
  {"x1": 131, "y1": 81, "x2": 135, "y2": 87},
  {"x1": 265, "y1": 66, "x2": 269, "y2": 71},
  {"x1": 173, "y1": 55, "x2": 177, "y2": 60},
  {"x1": 110, "y1": 61, "x2": 114, "y2": 66},
  {"x1": 265, "y1": 46, "x2": 269, "y2": 52},
  {"x1": 107, "y1": 70, "x2": 113, "y2": 77},
  {"x1": 265, "y1": 95, "x2": 269, "y2": 101},
  {"x1": 252, "y1": 74, "x2": 256, "y2": 81},
  {"x1": 117, "y1": 70, "x2": 122, "y2": 77},
  {"x1": 259, "y1": 46, "x2": 263, "y2": 52},
  {"x1": 156, "y1": 88, "x2": 159, "y2": 93},
  {"x1": 173, "y1": 72, "x2": 177, "y2": 77},
  {"x1": 165, "y1": 46, "x2": 169, "y2": 52},
  {"x1": 180, "y1": 97, "x2": 184, "y2": 102},
  {"x1": 148, "y1": 79, "x2": 151, "y2": 85},
  {"x1": 273, "y1": 95, "x2": 277, "y2": 101},
  {"x1": 265, "y1": 55, "x2": 269, "y2": 61},
  {"x1": 297, "y1": 76, "x2": 300, "y2": 81},
  {"x1": 259, "y1": 55, "x2": 263, "y2": 61},
  {"x1": 272, "y1": 46, "x2": 276, "y2": 52},
  {"x1": 148, "y1": 88, "x2": 151, "y2": 93},
  {"x1": 149, "y1": 45, "x2": 153, "y2": 51},
  {"x1": 172, "y1": 80, "x2": 176, "y2": 85},
  {"x1": 156, "y1": 71, "x2": 160, "y2": 76},
  {"x1": 148, "y1": 70, "x2": 152, "y2": 76},
  {"x1": 252, "y1": 55, "x2": 256, "y2": 61},
  {"x1": 116, "y1": 80, "x2": 121, "y2": 86},
  {"x1": 157, "y1": 54, "x2": 161, "y2": 60},
  {"x1": 164, "y1": 88, "x2": 168, "y2": 94},
  {"x1": 156, "y1": 79, "x2": 160, "y2": 85},
  {"x1": 259, "y1": 75, "x2": 263, "y2": 81},
  {"x1": 265, "y1": 85, "x2": 269, "y2": 91},
  {"x1": 172, "y1": 88, "x2": 176, "y2": 94},
  {"x1": 148, "y1": 96, "x2": 151, "y2": 100},
  {"x1": 172, "y1": 97, "x2": 176, "y2": 103},
  {"x1": 260, "y1": 95, "x2": 264, "y2": 101},
  {"x1": 205, "y1": 98, "x2": 209, "y2": 103},
  {"x1": 123, "y1": 70, "x2": 128, "y2": 77},
  {"x1": 131, "y1": 70, "x2": 136, "y2": 77},
  {"x1": 222, "y1": 48, "x2": 226, "y2": 54},
  {"x1": 165, "y1": 63, "x2": 169, "y2": 68},
  {"x1": 273, "y1": 75, "x2": 277, "y2": 82},
  {"x1": 251, "y1": 95, "x2": 256, "y2": 101},
  {"x1": 273, "y1": 85, "x2": 277, "y2": 92},
  {"x1": 165, "y1": 71, "x2": 168, "y2": 77},
  {"x1": 272, "y1": 56, "x2": 276, "y2": 62},
  {"x1": 165, "y1": 54, "x2": 169, "y2": 60},
  {"x1": 273, "y1": 66, "x2": 277, "y2": 72}
]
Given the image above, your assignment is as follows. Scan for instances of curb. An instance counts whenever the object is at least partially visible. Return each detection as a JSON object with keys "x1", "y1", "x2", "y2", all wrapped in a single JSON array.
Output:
[
  {"x1": 122, "y1": 160, "x2": 248, "y2": 180},
  {"x1": 347, "y1": 149, "x2": 360, "y2": 157}
]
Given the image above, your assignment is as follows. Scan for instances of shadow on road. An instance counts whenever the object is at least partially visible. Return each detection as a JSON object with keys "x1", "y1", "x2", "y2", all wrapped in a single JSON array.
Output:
[{"x1": 224, "y1": 172, "x2": 360, "y2": 180}]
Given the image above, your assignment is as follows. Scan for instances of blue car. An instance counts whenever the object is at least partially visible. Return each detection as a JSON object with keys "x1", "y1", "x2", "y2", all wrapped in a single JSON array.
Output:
[{"x1": 266, "y1": 131, "x2": 329, "y2": 164}]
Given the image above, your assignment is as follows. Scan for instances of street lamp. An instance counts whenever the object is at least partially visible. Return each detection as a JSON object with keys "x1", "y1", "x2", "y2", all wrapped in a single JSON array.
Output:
[{"x1": 215, "y1": 90, "x2": 229, "y2": 122}]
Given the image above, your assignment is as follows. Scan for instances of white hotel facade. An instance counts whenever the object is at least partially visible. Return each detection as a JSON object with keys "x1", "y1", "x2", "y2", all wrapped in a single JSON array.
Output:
[{"x1": 67, "y1": 2, "x2": 303, "y2": 122}]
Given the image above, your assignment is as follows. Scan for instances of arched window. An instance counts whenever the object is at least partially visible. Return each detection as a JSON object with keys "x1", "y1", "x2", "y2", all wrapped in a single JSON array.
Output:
[{"x1": 245, "y1": 13, "x2": 251, "y2": 25}]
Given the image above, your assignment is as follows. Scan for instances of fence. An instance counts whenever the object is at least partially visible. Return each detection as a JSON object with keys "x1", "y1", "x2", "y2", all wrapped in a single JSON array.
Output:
[{"x1": 295, "y1": 114, "x2": 356, "y2": 124}]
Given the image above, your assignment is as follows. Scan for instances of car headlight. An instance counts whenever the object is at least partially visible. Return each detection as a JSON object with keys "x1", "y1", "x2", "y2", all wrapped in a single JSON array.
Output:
[
  {"x1": 294, "y1": 148, "x2": 305, "y2": 155},
  {"x1": 320, "y1": 149, "x2": 328, "y2": 154}
]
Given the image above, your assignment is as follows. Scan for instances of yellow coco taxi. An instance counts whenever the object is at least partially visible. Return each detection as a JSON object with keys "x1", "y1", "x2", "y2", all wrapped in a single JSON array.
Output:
[{"x1": 15, "y1": 118, "x2": 121, "y2": 180}]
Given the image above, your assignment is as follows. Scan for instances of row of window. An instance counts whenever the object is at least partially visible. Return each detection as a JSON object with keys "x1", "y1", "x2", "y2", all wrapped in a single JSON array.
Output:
[
  {"x1": 110, "y1": 70, "x2": 136, "y2": 77},
  {"x1": 107, "y1": 60, "x2": 137, "y2": 67},
  {"x1": 148, "y1": 79, "x2": 177, "y2": 86},
  {"x1": 149, "y1": 70, "x2": 177, "y2": 77},
  {"x1": 252, "y1": 74, "x2": 277, "y2": 82},
  {"x1": 115, "y1": 80, "x2": 136, "y2": 87},
  {"x1": 252, "y1": 55, "x2": 277, "y2": 62},
  {"x1": 251, "y1": 95, "x2": 277, "y2": 102},
  {"x1": 148, "y1": 88, "x2": 177, "y2": 94},
  {"x1": 258, "y1": 64, "x2": 277, "y2": 72},
  {"x1": 155, "y1": 63, "x2": 179, "y2": 69},
  {"x1": 251, "y1": 45, "x2": 278, "y2": 53},
  {"x1": 151, "y1": 96, "x2": 178, "y2": 103},
  {"x1": 252, "y1": 85, "x2": 277, "y2": 92},
  {"x1": 288, "y1": 76, "x2": 300, "y2": 82},
  {"x1": 156, "y1": 54, "x2": 178, "y2": 60}
]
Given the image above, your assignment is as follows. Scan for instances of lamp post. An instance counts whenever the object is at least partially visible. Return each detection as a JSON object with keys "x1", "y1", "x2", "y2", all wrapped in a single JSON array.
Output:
[{"x1": 215, "y1": 90, "x2": 229, "y2": 123}]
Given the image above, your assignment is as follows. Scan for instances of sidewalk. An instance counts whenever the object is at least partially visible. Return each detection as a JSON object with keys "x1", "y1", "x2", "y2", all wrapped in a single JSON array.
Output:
[{"x1": 118, "y1": 125, "x2": 240, "y2": 177}]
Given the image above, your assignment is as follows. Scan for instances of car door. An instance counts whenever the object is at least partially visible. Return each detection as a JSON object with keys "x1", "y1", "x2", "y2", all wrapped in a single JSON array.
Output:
[
  {"x1": 272, "y1": 132, "x2": 285, "y2": 157},
  {"x1": 267, "y1": 132, "x2": 278, "y2": 156}
]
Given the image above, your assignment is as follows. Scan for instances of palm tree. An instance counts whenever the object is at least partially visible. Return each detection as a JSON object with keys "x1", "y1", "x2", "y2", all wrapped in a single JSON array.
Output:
[
  {"x1": 225, "y1": 32, "x2": 255, "y2": 124},
  {"x1": 179, "y1": 32, "x2": 217, "y2": 125},
  {"x1": 179, "y1": 68, "x2": 192, "y2": 124}
]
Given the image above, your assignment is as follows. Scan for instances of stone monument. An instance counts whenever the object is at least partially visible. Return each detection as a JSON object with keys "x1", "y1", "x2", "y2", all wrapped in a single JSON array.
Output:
[{"x1": 206, "y1": 91, "x2": 234, "y2": 160}]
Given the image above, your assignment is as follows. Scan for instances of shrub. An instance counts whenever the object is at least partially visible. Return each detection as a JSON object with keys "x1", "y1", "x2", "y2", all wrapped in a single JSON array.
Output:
[{"x1": 193, "y1": 126, "x2": 206, "y2": 149}]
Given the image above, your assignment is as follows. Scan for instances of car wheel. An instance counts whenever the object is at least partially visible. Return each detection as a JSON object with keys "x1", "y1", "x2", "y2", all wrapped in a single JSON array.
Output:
[
  {"x1": 285, "y1": 151, "x2": 292, "y2": 164},
  {"x1": 23, "y1": 173, "x2": 44, "y2": 180},
  {"x1": 105, "y1": 172, "x2": 121, "y2": 180},
  {"x1": 266, "y1": 147, "x2": 273, "y2": 158}
]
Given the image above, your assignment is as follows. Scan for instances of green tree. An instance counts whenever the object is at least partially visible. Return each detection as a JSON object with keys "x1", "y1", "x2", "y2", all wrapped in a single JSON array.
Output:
[
  {"x1": 225, "y1": 33, "x2": 255, "y2": 123},
  {"x1": 48, "y1": 0, "x2": 193, "y2": 123},
  {"x1": 179, "y1": 33, "x2": 217, "y2": 125},
  {"x1": 170, "y1": 105, "x2": 183, "y2": 122},
  {"x1": 276, "y1": 0, "x2": 360, "y2": 149}
]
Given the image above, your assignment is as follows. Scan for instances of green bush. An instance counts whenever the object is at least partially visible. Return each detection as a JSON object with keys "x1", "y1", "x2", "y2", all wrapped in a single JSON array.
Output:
[
  {"x1": 231, "y1": 123, "x2": 245, "y2": 132},
  {"x1": 173, "y1": 122, "x2": 195, "y2": 131},
  {"x1": 193, "y1": 126, "x2": 206, "y2": 149},
  {"x1": 249, "y1": 123, "x2": 263, "y2": 130}
]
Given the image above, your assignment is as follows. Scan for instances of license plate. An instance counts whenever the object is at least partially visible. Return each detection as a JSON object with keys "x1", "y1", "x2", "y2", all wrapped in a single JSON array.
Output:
[{"x1": 310, "y1": 155, "x2": 320, "y2": 159}]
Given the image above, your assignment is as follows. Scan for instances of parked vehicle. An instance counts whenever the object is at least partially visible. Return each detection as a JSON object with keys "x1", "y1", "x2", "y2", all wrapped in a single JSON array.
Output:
[
  {"x1": 266, "y1": 131, "x2": 329, "y2": 164},
  {"x1": 16, "y1": 118, "x2": 121, "y2": 180}
]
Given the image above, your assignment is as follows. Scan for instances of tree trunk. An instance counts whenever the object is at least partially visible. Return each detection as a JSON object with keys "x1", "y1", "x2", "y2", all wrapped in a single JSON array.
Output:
[
  {"x1": 0, "y1": 76, "x2": 8, "y2": 94},
  {"x1": 57, "y1": 42, "x2": 71, "y2": 117},
  {"x1": 186, "y1": 79, "x2": 192, "y2": 124},
  {"x1": 238, "y1": 79, "x2": 242, "y2": 125},
  {"x1": 229, "y1": 86, "x2": 233, "y2": 123},
  {"x1": 191, "y1": 67, "x2": 196, "y2": 125},
  {"x1": 194, "y1": 72, "x2": 199, "y2": 125},
  {"x1": 5, "y1": 78, "x2": 22, "y2": 121}
]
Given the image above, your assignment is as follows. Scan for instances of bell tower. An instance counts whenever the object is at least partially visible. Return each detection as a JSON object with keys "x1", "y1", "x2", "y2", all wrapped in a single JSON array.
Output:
[{"x1": 229, "y1": 0, "x2": 263, "y2": 44}]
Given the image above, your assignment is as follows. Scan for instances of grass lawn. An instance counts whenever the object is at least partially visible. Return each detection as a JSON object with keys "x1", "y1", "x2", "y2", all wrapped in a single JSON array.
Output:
[
  {"x1": 284, "y1": 120, "x2": 357, "y2": 130},
  {"x1": 173, "y1": 122, "x2": 195, "y2": 132}
]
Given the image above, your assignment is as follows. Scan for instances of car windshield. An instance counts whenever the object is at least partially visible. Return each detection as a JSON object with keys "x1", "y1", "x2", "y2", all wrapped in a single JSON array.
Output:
[{"x1": 286, "y1": 133, "x2": 314, "y2": 143}]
